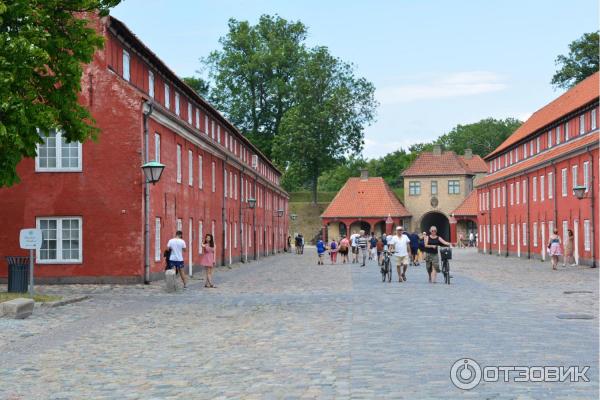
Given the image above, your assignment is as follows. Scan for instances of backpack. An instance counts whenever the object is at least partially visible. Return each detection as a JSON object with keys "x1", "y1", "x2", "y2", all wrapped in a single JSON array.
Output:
[{"x1": 330, "y1": 241, "x2": 337, "y2": 250}]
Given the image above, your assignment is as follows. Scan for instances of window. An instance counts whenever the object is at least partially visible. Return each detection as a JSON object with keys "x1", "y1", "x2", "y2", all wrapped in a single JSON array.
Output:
[
  {"x1": 536, "y1": 137, "x2": 540, "y2": 153},
  {"x1": 579, "y1": 115, "x2": 585, "y2": 134},
  {"x1": 224, "y1": 221, "x2": 227, "y2": 249},
  {"x1": 234, "y1": 222, "x2": 238, "y2": 248},
  {"x1": 198, "y1": 155, "x2": 203, "y2": 189},
  {"x1": 548, "y1": 130, "x2": 552, "y2": 148},
  {"x1": 583, "y1": 161, "x2": 589, "y2": 192},
  {"x1": 510, "y1": 183, "x2": 514, "y2": 205},
  {"x1": 431, "y1": 181, "x2": 437, "y2": 195},
  {"x1": 188, "y1": 103, "x2": 192, "y2": 125},
  {"x1": 154, "y1": 133, "x2": 161, "y2": 163},
  {"x1": 502, "y1": 186, "x2": 506, "y2": 207},
  {"x1": 548, "y1": 221, "x2": 554, "y2": 238},
  {"x1": 562, "y1": 221, "x2": 569, "y2": 246},
  {"x1": 584, "y1": 220, "x2": 591, "y2": 251},
  {"x1": 592, "y1": 109, "x2": 597, "y2": 130},
  {"x1": 530, "y1": 141, "x2": 534, "y2": 156},
  {"x1": 217, "y1": 125, "x2": 221, "y2": 144},
  {"x1": 533, "y1": 222, "x2": 538, "y2": 247},
  {"x1": 540, "y1": 175, "x2": 545, "y2": 201},
  {"x1": 195, "y1": 109, "x2": 200, "y2": 129},
  {"x1": 229, "y1": 170, "x2": 233, "y2": 197},
  {"x1": 515, "y1": 148, "x2": 519, "y2": 162},
  {"x1": 448, "y1": 180, "x2": 460, "y2": 194},
  {"x1": 155, "y1": 218, "x2": 161, "y2": 261},
  {"x1": 188, "y1": 150, "x2": 193, "y2": 186},
  {"x1": 532, "y1": 177, "x2": 536, "y2": 201},
  {"x1": 516, "y1": 181, "x2": 520, "y2": 204},
  {"x1": 565, "y1": 122, "x2": 569, "y2": 139},
  {"x1": 523, "y1": 143, "x2": 527, "y2": 158},
  {"x1": 572, "y1": 165, "x2": 578, "y2": 190},
  {"x1": 492, "y1": 189, "x2": 496, "y2": 209},
  {"x1": 522, "y1": 223, "x2": 527, "y2": 245},
  {"x1": 176, "y1": 218, "x2": 182, "y2": 232},
  {"x1": 487, "y1": 225, "x2": 490, "y2": 243},
  {"x1": 36, "y1": 130, "x2": 82, "y2": 171},
  {"x1": 175, "y1": 92, "x2": 180, "y2": 116},
  {"x1": 510, "y1": 224, "x2": 515, "y2": 246},
  {"x1": 148, "y1": 71, "x2": 155, "y2": 98},
  {"x1": 522, "y1": 179, "x2": 527, "y2": 204},
  {"x1": 204, "y1": 115, "x2": 209, "y2": 134},
  {"x1": 503, "y1": 224, "x2": 507, "y2": 245},
  {"x1": 211, "y1": 161, "x2": 216, "y2": 192},
  {"x1": 409, "y1": 181, "x2": 421, "y2": 196},
  {"x1": 493, "y1": 225, "x2": 496, "y2": 244},
  {"x1": 234, "y1": 174, "x2": 238, "y2": 199},
  {"x1": 547, "y1": 172, "x2": 553, "y2": 199},
  {"x1": 211, "y1": 120, "x2": 215, "y2": 139},
  {"x1": 37, "y1": 217, "x2": 82, "y2": 263},
  {"x1": 562, "y1": 168, "x2": 567, "y2": 197},
  {"x1": 555, "y1": 126, "x2": 561, "y2": 144},
  {"x1": 175, "y1": 145, "x2": 182, "y2": 183},
  {"x1": 122, "y1": 50, "x2": 130, "y2": 81},
  {"x1": 165, "y1": 84, "x2": 170, "y2": 109},
  {"x1": 198, "y1": 221, "x2": 204, "y2": 254},
  {"x1": 509, "y1": 151, "x2": 513, "y2": 164},
  {"x1": 224, "y1": 169, "x2": 228, "y2": 197}
]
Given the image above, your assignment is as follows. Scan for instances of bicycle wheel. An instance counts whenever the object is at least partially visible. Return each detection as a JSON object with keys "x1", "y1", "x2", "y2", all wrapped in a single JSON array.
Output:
[
  {"x1": 386, "y1": 259, "x2": 392, "y2": 282},
  {"x1": 381, "y1": 264, "x2": 386, "y2": 282}
]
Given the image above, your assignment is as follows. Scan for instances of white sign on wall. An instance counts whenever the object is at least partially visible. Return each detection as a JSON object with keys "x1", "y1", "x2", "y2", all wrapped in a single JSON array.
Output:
[{"x1": 19, "y1": 229, "x2": 43, "y2": 250}]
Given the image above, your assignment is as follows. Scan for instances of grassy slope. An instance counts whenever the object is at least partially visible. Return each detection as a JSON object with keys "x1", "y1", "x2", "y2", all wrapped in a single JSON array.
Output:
[{"x1": 289, "y1": 202, "x2": 329, "y2": 244}]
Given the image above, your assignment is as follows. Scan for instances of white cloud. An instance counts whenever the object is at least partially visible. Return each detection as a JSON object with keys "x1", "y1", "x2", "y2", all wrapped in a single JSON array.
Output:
[{"x1": 377, "y1": 71, "x2": 508, "y2": 105}]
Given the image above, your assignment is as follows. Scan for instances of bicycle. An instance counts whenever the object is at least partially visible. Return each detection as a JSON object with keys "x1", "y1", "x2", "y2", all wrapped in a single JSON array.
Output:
[
  {"x1": 381, "y1": 250, "x2": 392, "y2": 282},
  {"x1": 440, "y1": 247, "x2": 452, "y2": 285}
]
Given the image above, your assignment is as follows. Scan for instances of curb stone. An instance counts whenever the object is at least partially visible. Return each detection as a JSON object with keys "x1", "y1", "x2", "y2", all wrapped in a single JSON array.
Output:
[{"x1": 40, "y1": 295, "x2": 91, "y2": 308}]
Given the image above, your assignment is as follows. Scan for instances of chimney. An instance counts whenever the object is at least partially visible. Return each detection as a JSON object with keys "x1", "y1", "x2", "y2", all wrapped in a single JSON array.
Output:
[
  {"x1": 464, "y1": 148, "x2": 473, "y2": 159},
  {"x1": 432, "y1": 144, "x2": 442, "y2": 156},
  {"x1": 360, "y1": 168, "x2": 369, "y2": 180}
]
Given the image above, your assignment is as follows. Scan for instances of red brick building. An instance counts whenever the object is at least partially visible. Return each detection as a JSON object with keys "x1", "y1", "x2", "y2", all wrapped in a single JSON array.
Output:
[
  {"x1": 0, "y1": 16, "x2": 289, "y2": 283},
  {"x1": 321, "y1": 170, "x2": 411, "y2": 240},
  {"x1": 476, "y1": 73, "x2": 598, "y2": 267}
]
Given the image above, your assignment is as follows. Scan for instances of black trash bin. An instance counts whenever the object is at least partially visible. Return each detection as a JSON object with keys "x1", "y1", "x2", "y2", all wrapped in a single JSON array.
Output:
[{"x1": 5, "y1": 256, "x2": 30, "y2": 293}]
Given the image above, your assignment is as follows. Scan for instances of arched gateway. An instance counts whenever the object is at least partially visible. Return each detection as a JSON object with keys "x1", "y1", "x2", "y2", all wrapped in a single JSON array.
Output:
[{"x1": 420, "y1": 211, "x2": 450, "y2": 240}]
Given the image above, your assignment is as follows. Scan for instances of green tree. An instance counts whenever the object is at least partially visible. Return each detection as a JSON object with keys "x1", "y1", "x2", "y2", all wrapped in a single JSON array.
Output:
[
  {"x1": 204, "y1": 15, "x2": 307, "y2": 158},
  {"x1": 182, "y1": 76, "x2": 209, "y2": 97},
  {"x1": 317, "y1": 156, "x2": 366, "y2": 191},
  {"x1": 551, "y1": 31, "x2": 599, "y2": 90},
  {"x1": 274, "y1": 47, "x2": 377, "y2": 204},
  {"x1": 0, "y1": 0, "x2": 120, "y2": 187},
  {"x1": 436, "y1": 118, "x2": 522, "y2": 157}
]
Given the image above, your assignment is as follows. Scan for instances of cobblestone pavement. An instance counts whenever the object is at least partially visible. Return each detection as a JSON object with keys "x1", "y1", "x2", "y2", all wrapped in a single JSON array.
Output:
[{"x1": 0, "y1": 248, "x2": 598, "y2": 399}]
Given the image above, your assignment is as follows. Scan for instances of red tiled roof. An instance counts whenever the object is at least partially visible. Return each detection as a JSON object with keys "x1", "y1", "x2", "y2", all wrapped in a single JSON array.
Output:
[
  {"x1": 460, "y1": 155, "x2": 487, "y2": 173},
  {"x1": 402, "y1": 151, "x2": 482, "y2": 177},
  {"x1": 477, "y1": 133, "x2": 598, "y2": 186},
  {"x1": 486, "y1": 72, "x2": 599, "y2": 160},
  {"x1": 321, "y1": 177, "x2": 411, "y2": 218},
  {"x1": 452, "y1": 190, "x2": 478, "y2": 217}
]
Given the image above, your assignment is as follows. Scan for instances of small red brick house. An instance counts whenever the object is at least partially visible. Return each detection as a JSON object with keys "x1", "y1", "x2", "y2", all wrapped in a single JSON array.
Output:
[
  {"x1": 477, "y1": 72, "x2": 598, "y2": 267},
  {"x1": 0, "y1": 15, "x2": 289, "y2": 283},
  {"x1": 321, "y1": 170, "x2": 411, "y2": 240}
]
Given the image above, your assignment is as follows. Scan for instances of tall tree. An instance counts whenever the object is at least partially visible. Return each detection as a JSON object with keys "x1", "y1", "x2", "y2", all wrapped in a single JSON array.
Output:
[
  {"x1": 551, "y1": 31, "x2": 599, "y2": 90},
  {"x1": 203, "y1": 15, "x2": 307, "y2": 158},
  {"x1": 274, "y1": 47, "x2": 377, "y2": 204},
  {"x1": 182, "y1": 76, "x2": 209, "y2": 97},
  {"x1": 0, "y1": 0, "x2": 120, "y2": 187}
]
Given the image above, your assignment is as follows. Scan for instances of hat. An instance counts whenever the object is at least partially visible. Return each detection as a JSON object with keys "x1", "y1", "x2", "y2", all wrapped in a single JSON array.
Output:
[{"x1": 396, "y1": 226, "x2": 404, "y2": 230}]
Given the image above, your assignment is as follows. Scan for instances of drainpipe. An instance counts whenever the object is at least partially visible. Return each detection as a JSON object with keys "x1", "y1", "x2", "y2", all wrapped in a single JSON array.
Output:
[
  {"x1": 587, "y1": 145, "x2": 596, "y2": 268},
  {"x1": 240, "y1": 168, "x2": 245, "y2": 263},
  {"x1": 551, "y1": 161, "x2": 558, "y2": 226},
  {"x1": 222, "y1": 157, "x2": 227, "y2": 266},
  {"x1": 142, "y1": 101, "x2": 153, "y2": 284},
  {"x1": 487, "y1": 185, "x2": 492, "y2": 255},
  {"x1": 253, "y1": 177, "x2": 258, "y2": 261},
  {"x1": 526, "y1": 174, "x2": 531, "y2": 259},
  {"x1": 505, "y1": 182, "x2": 509, "y2": 257}
]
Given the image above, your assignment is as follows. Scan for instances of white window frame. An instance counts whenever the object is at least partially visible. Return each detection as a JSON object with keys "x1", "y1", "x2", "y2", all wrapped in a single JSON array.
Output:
[
  {"x1": 177, "y1": 218, "x2": 182, "y2": 232},
  {"x1": 165, "y1": 84, "x2": 170, "y2": 109},
  {"x1": 188, "y1": 150, "x2": 193, "y2": 186},
  {"x1": 204, "y1": 115, "x2": 209, "y2": 134},
  {"x1": 212, "y1": 161, "x2": 216, "y2": 193},
  {"x1": 579, "y1": 114, "x2": 585, "y2": 134},
  {"x1": 584, "y1": 220, "x2": 591, "y2": 251},
  {"x1": 188, "y1": 103, "x2": 192, "y2": 125},
  {"x1": 547, "y1": 172, "x2": 553, "y2": 199},
  {"x1": 522, "y1": 223, "x2": 527, "y2": 246},
  {"x1": 583, "y1": 161, "x2": 589, "y2": 192},
  {"x1": 548, "y1": 130, "x2": 552, "y2": 148},
  {"x1": 510, "y1": 224, "x2": 515, "y2": 246},
  {"x1": 122, "y1": 50, "x2": 130, "y2": 81},
  {"x1": 198, "y1": 221, "x2": 204, "y2": 254},
  {"x1": 565, "y1": 122, "x2": 569, "y2": 139},
  {"x1": 516, "y1": 181, "x2": 520, "y2": 204},
  {"x1": 154, "y1": 133, "x2": 161, "y2": 163},
  {"x1": 540, "y1": 175, "x2": 545, "y2": 201},
  {"x1": 36, "y1": 217, "x2": 83, "y2": 264},
  {"x1": 148, "y1": 71, "x2": 155, "y2": 98},
  {"x1": 234, "y1": 222, "x2": 238, "y2": 248},
  {"x1": 502, "y1": 186, "x2": 506, "y2": 207},
  {"x1": 562, "y1": 168, "x2": 567, "y2": 197},
  {"x1": 555, "y1": 126, "x2": 561, "y2": 144},
  {"x1": 503, "y1": 224, "x2": 507, "y2": 245},
  {"x1": 224, "y1": 169, "x2": 228, "y2": 197},
  {"x1": 532, "y1": 177, "x2": 536, "y2": 202},
  {"x1": 36, "y1": 130, "x2": 82, "y2": 172},
  {"x1": 572, "y1": 165, "x2": 578, "y2": 191},
  {"x1": 154, "y1": 217, "x2": 161, "y2": 261},
  {"x1": 217, "y1": 125, "x2": 221, "y2": 144},
  {"x1": 592, "y1": 109, "x2": 597, "y2": 130},
  {"x1": 234, "y1": 174, "x2": 238, "y2": 200},
  {"x1": 533, "y1": 222, "x2": 538, "y2": 247},
  {"x1": 176, "y1": 144, "x2": 182, "y2": 183},
  {"x1": 536, "y1": 137, "x2": 540, "y2": 153},
  {"x1": 510, "y1": 183, "x2": 514, "y2": 205},
  {"x1": 175, "y1": 92, "x2": 180, "y2": 116},
  {"x1": 195, "y1": 109, "x2": 200, "y2": 129},
  {"x1": 198, "y1": 155, "x2": 203, "y2": 189},
  {"x1": 522, "y1": 179, "x2": 527, "y2": 204},
  {"x1": 529, "y1": 141, "x2": 534, "y2": 157}
]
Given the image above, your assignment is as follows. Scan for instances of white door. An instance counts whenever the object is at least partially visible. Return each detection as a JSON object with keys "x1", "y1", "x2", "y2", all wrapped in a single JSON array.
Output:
[
  {"x1": 541, "y1": 222, "x2": 546, "y2": 261},
  {"x1": 574, "y1": 219, "x2": 579, "y2": 265},
  {"x1": 188, "y1": 219, "x2": 193, "y2": 276}
]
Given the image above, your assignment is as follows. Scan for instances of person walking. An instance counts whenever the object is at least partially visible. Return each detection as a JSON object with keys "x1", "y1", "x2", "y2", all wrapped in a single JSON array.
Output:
[
  {"x1": 329, "y1": 238, "x2": 339, "y2": 264},
  {"x1": 424, "y1": 226, "x2": 451, "y2": 283},
  {"x1": 357, "y1": 230, "x2": 369, "y2": 267},
  {"x1": 376, "y1": 236, "x2": 384, "y2": 265},
  {"x1": 409, "y1": 231, "x2": 419, "y2": 266},
  {"x1": 548, "y1": 229, "x2": 563, "y2": 270},
  {"x1": 339, "y1": 235, "x2": 350, "y2": 264},
  {"x1": 200, "y1": 233, "x2": 216, "y2": 288},
  {"x1": 316, "y1": 238, "x2": 326, "y2": 265},
  {"x1": 563, "y1": 229, "x2": 575, "y2": 267},
  {"x1": 167, "y1": 230, "x2": 188, "y2": 288},
  {"x1": 389, "y1": 226, "x2": 411, "y2": 282},
  {"x1": 350, "y1": 231, "x2": 359, "y2": 263},
  {"x1": 369, "y1": 233, "x2": 377, "y2": 261},
  {"x1": 468, "y1": 232, "x2": 475, "y2": 247},
  {"x1": 300, "y1": 234, "x2": 305, "y2": 254}
]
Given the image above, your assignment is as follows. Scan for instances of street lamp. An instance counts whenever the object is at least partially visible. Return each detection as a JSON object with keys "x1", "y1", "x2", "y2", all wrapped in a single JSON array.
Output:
[
  {"x1": 141, "y1": 161, "x2": 165, "y2": 184},
  {"x1": 276, "y1": 208, "x2": 284, "y2": 218},
  {"x1": 247, "y1": 197, "x2": 257, "y2": 209},
  {"x1": 290, "y1": 213, "x2": 297, "y2": 221},
  {"x1": 572, "y1": 185, "x2": 588, "y2": 200}
]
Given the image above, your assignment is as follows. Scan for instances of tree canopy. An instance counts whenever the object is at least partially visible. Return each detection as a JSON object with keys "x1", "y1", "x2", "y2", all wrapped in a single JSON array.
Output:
[
  {"x1": 182, "y1": 76, "x2": 210, "y2": 98},
  {"x1": 551, "y1": 31, "x2": 599, "y2": 90},
  {"x1": 0, "y1": 0, "x2": 120, "y2": 186}
]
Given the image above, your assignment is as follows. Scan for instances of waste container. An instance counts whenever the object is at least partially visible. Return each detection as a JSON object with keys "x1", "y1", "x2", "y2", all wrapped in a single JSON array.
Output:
[{"x1": 5, "y1": 256, "x2": 30, "y2": 293}]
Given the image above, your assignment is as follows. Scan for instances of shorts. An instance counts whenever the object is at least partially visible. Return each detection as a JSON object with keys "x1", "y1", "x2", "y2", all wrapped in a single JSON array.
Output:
[
  {"x1": 395, "y1": 255, "x2": 409, "y2": 266},
  {"x1": 352, "y1": 246, "x2": 359, "y2": 254},
  {"x1": 425, "y1": 253, "x2": 440, "y2": 273},
  {"x1": 169, "y1": 260, "x2": 185, "y2": 270}
]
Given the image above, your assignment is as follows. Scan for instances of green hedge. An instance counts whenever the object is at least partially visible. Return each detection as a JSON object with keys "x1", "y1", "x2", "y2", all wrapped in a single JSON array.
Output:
[{"x1": 289, "y1": 191, "x2": 338, "y2": 202}]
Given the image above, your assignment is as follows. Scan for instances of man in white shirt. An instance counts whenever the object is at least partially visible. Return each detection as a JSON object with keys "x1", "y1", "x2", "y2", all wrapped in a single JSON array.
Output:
[
  {"x1": 388, "y1": 226, "x2": 412, "y2": 282},
  {"x1": 167, "y1": 230, "x2": 188, "y2": 288},
  {"x1": 350, "y1": 231, "x2": 360, "y2": 263}
]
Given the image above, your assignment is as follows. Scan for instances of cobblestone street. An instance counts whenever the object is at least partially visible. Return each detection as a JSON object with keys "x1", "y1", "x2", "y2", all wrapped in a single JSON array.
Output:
[{"x1": 1, "y1": 248, "x2": 598, "y2": 399}]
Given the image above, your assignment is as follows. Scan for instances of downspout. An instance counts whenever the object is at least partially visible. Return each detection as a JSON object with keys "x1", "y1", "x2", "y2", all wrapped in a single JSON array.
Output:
[
  {"x1": 587, "y1": 145, "x2": 596, "y2": 268},
  {"x1": 487, "y1": 185, "x2": 492, "y2": 255},
  {"x1": 142, "y1": 101, "x2": 152, "y2": 284},
  {"x1": 253, "y1": 176, "x2": 258, "y2": 261},
  {"x1": 527, "y1": 174, "x2": 531, "y2": 259},
  {"x1": 240, "y1": 168, "x2": 245, "y2": 263},
  {"x1": 552, "y1": 161, "x2": 558, "y2": 227},
  {"x1": 505, "y1": 182, "x2": 509, "y2": 257},
  {"x1": 222, "y1": 157, "x2": 227, "y2": 266}
]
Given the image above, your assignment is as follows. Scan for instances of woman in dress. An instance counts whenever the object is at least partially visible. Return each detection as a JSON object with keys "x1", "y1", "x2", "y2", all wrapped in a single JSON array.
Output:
[
  {"x1": 547, "y1": 229, "x2": 563, "y2": 271},
  {"x1": 563, "y1": 229, "x2": 575, "y2": 267},
  {"x1": 338, "y1": 235, "x2": 350, "y2": 264},
  {"x1": 200, "y1": 233, "x2": 216, "y2": 288}
]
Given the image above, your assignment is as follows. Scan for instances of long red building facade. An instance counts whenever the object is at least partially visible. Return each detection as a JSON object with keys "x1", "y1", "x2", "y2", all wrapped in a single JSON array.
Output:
[
  {"x1": 0, "y1": 15, "x2": 289, "y2": 283},
  {"x1": 476, "y1": 73, "x2": 599, "y2": 267}
]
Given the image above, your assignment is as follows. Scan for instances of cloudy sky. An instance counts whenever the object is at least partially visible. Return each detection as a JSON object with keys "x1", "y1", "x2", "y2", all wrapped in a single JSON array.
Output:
[{"x1": 112, "y1": 0, "x2": 598, "y2": 158}]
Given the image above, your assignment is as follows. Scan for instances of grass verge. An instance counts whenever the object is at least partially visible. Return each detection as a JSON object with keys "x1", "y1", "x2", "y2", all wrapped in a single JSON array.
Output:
[{"x1": 0, "y1": 292, "x2": 62, "y2": 303}]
